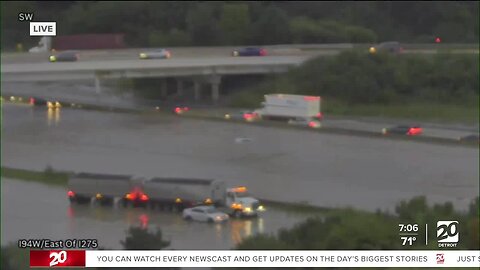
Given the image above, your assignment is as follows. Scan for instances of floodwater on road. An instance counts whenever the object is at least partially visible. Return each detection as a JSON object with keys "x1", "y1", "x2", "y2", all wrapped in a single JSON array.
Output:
[
  {"x1": 1, "y1": 178, "x2": 312, "y2": 249},
  {"x1": 2, "y1": 103, "x2": 478, "y2": 213}
]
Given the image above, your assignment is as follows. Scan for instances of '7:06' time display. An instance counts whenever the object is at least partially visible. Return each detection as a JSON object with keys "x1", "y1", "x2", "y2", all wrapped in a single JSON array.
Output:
[{"x1": 398, "y1": 224, "x2": 419, "y2": 246}]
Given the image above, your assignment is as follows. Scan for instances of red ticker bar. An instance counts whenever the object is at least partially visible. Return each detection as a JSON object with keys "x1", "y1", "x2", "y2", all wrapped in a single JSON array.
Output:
[{"x1": 30, "y1": 250, "x2": 86, "y2": 268}]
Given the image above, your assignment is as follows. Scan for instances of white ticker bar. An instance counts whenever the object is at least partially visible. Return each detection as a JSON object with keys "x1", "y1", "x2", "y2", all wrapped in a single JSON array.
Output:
[{"x1": 85, "y1": 250, "x2": 480, "y2": 268}]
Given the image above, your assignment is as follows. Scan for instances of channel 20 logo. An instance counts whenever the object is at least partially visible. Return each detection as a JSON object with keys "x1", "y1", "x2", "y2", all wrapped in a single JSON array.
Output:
[
  {"x1": 436, "y1": 253, "x2": 445, "y2": 264},
  {"x1": 30, "y1": 250, "x2": 86, "y2": 267},
  {"x1": 437, "y1": 221, "x2": 459, "y2": 248},
  {"x1": 50, "y1": 251, "x2": 67, "y2": 266}
]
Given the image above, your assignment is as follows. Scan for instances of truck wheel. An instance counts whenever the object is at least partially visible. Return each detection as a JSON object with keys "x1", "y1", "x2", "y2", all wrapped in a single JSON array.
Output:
[
  {"x1": 76, "y1": 196, "x2": 89, "y2": 205},
  {"x1": 148, "y1": 202, "x2": 156, "y2": 210}
]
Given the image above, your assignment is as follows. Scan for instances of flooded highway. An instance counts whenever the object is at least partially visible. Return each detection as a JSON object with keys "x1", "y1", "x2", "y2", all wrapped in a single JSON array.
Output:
[
  {"x1": 1, "y1": 178, "x2": 312, "y2": 249},
  {"x1": 2, "y1": 103, "x2": 478, "y2": 213}
]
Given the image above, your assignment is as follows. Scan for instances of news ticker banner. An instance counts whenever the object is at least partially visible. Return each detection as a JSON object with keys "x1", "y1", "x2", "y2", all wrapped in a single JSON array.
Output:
[{"x1": 30, "y1": 250, "x2": 480, "y2": 268}]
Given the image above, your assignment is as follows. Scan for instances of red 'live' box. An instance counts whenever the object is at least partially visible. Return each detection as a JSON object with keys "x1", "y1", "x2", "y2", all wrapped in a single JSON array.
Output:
[{"x1": 30, "y1": 250, "x2": 86, "y2": 268}]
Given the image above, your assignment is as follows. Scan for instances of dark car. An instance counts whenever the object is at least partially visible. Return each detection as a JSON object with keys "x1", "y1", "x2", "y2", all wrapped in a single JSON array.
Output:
[
  {"x1": 29, "y1": 97, "x2": 47, "y2": 106},
  {"x1": 49, "y1": 51, "x2": 79, "y2": 62},
  {"x1": 459, "y1": 134, "x2": 480, "y2": 143},
  {"x1": 369, "y1": 41, "x2": 404, "y2": 54},
  {"x1": 29, "y1": 97, "x2": 61, "y2": 109},
  {"x1": 382, "y1": 125, "x2": 422, "y2": 136},
  {"x1": 232, "y1": 47, "x2": 267, "y2": 57},
  {"x1": 224, "y1": 111, "x2": 259, "y2": 122}
]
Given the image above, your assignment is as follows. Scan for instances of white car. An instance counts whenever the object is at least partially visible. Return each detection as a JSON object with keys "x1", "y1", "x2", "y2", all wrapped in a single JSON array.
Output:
[{"x1": 182, "y1": 206, "x2": 229, "y2": 223}]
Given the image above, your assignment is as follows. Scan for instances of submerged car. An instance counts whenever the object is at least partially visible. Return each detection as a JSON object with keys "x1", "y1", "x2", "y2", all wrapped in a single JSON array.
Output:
[
  {"x1": 232, "y1": 47, "x2": 267, "y2": 57},
  {"x1": 382, "y1": 125, "x2": 422, "y2": 136},
  {"x1": 288, "y1": 118, "x2": 321, "y2": 129},
  {"x1": 224, "y1": 111, "x2": 259, "y2": 122},
  {"x1": 173, "y1": 106, "x2": 190, "y2": 114},
  {"x1": 49, "y1": 51, "x2": 79, "y2": 62},
  {"x1": 459, "y1": 134, "x2": 480, "y2": 143},
  {"x1": 369, "y1": 41, "x2": 404, "y2": 54},
  {"x1": 139, "y1": 49, "x2": 171, "y2": 59},
  {"x1": 29, "y1": 97, "x2": 47, "y2": 106},
  {"x1": 182, "y1": 206, "x2": 229, "y2": 223}
]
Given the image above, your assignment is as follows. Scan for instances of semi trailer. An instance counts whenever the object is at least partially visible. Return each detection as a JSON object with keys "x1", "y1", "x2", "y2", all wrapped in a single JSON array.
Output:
[
  {"x1": 67, "y1": 173, "x2": 264, "y2": 217},
  {"x1": 67, "y1": 173, "x2": 138, "y2": 205}
]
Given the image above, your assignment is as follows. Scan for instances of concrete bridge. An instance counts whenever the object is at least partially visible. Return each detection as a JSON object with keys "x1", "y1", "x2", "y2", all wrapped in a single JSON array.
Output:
[{"x1": 1, "y1": 56, "x2": 312, "y2": 101}]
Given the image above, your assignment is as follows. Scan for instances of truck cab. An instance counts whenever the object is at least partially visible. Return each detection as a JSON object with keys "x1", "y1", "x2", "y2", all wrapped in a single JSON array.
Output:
[{"x1": 225, "y1": 186, "x2": 265, "y2": 218}]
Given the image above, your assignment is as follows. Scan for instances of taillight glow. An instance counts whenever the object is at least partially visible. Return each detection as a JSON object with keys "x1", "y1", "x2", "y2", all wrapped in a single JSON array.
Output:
[
  {"x1": 243, "y1": 113, "x2": 253, "y2": 119},
  {"x1": 407, "y1": 127, "x2": 422, "y2": 136},
  {"x1": 316, "y1": 112, "x2": 323, "y2": 119},
  {"x1": 308, "y1": 121, "x2": 317, "y2": 128},
  {"x1": 303, "y1": 96, "x2": 321, "y2": 101},
  {"x1": 140, "y1": 194, "x2": 149, "y2": 201},
  {"x1": 29, "y1": 98, "x2": 35, "y2": 105},
  {"x1": 67, "y1": 190, "x2": 75, "y2": 197},
  {"x1": 259, "y1": 49, "x2": 267, "y2": 56},
  {"x1": 125, "y1": 193, "x2": 134, "y2": 200},
  {"x1": 174, "y1": 107, "x2": 182, "y2": 114}
]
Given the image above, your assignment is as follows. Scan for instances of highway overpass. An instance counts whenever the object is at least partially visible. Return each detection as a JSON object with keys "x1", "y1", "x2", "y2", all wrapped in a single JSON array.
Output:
[
  {"x1": 2, "y1": 43, "x2": 477, "y2": 101},
  {"x1": 2, "y1": 56, "x2": 314, "y2": 101}
]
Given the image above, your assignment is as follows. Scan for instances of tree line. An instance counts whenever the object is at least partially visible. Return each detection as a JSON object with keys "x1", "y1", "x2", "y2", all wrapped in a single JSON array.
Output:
[
  {"x1": 236, "y1": 196, "x2": 479, "y2": 251},
  {"x1": 230, "y1": 51, "x2": 479, "y2": 107},
  {"x1": 2, "y1": 1, "x2": 478, "y2": 49}
]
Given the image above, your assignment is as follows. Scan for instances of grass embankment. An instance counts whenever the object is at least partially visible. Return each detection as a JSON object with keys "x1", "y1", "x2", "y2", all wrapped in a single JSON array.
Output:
[
  {"x1": 1, "y1": 166, "x2": 68, "y2": 186},
  {"x1": 231, "y1": 91, "x2": 479, "y2": 124},
  {"x1": 323, "y1": 99, "x2": 479, "y2": 124}
]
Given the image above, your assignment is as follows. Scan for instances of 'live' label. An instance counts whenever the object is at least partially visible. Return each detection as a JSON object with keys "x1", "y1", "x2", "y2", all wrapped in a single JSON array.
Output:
[{"x1": 30, "y1": 22, "x2": 56, "y2": 36}]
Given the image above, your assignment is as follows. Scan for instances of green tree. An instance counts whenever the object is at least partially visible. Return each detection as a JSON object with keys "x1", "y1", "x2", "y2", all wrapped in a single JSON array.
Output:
[
  {"x1": 186, "y1": 3, "x2": 220, "y2": 45},
  {"x1": 121, "y1": 226, "x2": 170, "y2": 250},
  {"x1": 289, "y1": 17, "x2": 321, "y2": 43},
  {"x1": 344, "y1": 25, "x2": 377, "y2": 42},
  {"x1": 249, "y1": 5, "x2": 291, "y2": 44},
  {"x1": 148, "y1": 29, "x2": 190, "y2": 47},
  {"x1": 219, "y1": 3, "x2": 250, "y2": 45},
  {"x1": 1, "y1": 243, "x2": 29, "y2": 270}
]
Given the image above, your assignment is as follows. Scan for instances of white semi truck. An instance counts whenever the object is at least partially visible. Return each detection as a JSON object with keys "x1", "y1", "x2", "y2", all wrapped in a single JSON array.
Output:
[
  {"x1": 67, "y1": 173, "x2": 264, "y2": 218},
  {"x1": 254, "y1": 94, "x2": 323, "y2": 121}
]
